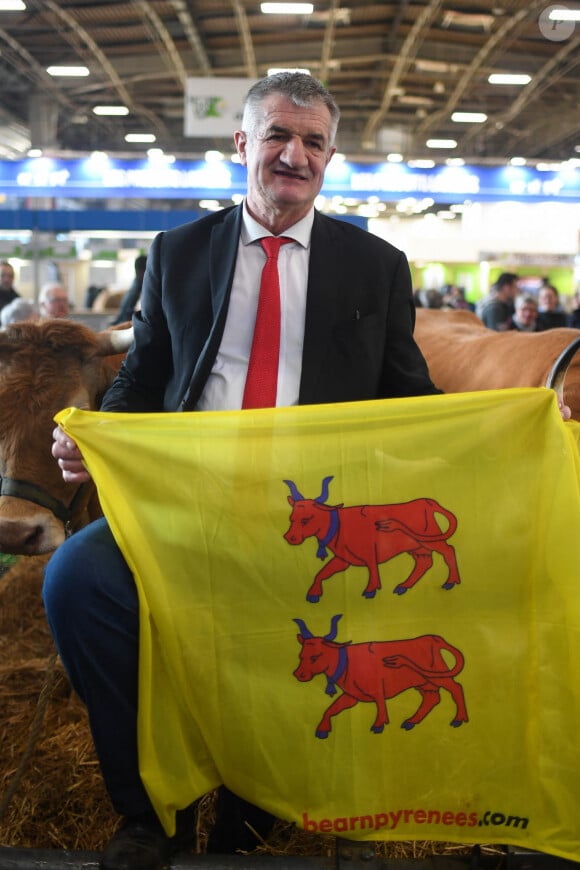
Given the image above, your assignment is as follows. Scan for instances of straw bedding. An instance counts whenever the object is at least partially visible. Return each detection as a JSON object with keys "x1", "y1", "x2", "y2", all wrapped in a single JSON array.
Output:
[{"x1": 0, "y1": 556, "x2": 498, "y2": 859}]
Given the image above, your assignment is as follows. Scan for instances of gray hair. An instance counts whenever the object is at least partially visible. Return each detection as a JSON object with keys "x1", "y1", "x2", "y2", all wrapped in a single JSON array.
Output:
[
  {"x1": 242, "y1": 72, "x2": 340, "y2": 147},
  {"x1": 0, "y1": 298, "x2": 38, "y2": 327}
]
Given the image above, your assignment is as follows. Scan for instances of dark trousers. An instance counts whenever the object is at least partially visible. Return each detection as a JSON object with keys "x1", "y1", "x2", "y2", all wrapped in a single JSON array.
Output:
[{"x1": 42, "y1": 517, "x2": 275, "y2": 851}]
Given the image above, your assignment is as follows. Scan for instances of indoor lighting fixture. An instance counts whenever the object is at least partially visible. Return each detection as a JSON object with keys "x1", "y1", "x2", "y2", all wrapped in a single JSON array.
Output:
[
  {"x1": 426, "y1": 139, "x2": 457, "y2": 149},
  {"x1": 451, "y1": 111, "x2": 487, "y2": 123},
  {"x1": 125, "y1": 133, "x2": 156, "y2": 143},
  {"x1": 47, "y1": 65, "x2": 90, "y2": 76},
  {"x1": 93, "y1": 105, "x2": 129, "y2": 116},
  {"x1": 510, "y1": 157, "x2": 527, "y2": 166},
  {"x1": 0, "y1": 0, "x2": 26, "y2": 9},
  {"x1": 488, "y1": 73, "x2": 531, "y2": 85},
  {"x1": 549, "y1": 8, "x2": 580, "y2": 20},
  {"x1": 446, "y1": 157, "x2": 466, "y2": 166},
  {"x1": 261, "y1": 2, "x2": 314, "y2": 13},
  {"x1": 27, "y1": 148, "x2": 42, "y2": 157},
  {"x1": 408, "y1": 159, "x2": 435, "y2": 168}
]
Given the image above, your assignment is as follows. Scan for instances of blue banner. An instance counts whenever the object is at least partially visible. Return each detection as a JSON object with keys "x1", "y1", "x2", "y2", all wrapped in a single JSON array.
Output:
[{"x1": 0, "y1": 156, "x2": 578, "y2": 202}]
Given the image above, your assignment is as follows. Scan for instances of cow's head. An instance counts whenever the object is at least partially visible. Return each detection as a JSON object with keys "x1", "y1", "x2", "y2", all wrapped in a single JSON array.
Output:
[
  {"x1": 293, "y1": 614, "x2": 350, "y2": 688},
  {"x1": 283, "y1": 476, "x2": 338, "y2": 545},
  {"x1": 0, "y1": 319, "x2": 133, "y2": 554}
]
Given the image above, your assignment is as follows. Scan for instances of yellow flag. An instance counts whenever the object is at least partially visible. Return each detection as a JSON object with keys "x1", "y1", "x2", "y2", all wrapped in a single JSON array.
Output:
[{"x1": 56, "y1": 388, "x2": 580, "y2": 861}]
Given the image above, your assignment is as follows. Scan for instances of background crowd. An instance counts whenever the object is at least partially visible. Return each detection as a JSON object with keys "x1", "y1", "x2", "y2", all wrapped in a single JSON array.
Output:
[{"x1": 414, "y1": 272, "x2": 580, "y2": 333}]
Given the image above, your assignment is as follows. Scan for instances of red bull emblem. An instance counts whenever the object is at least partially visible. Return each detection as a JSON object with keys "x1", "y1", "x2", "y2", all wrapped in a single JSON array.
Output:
[
  {"x1": 293, "y1": 615, "x2": 468, "y2": 739},
  {"x1": 283, "y1": 477, "x2": 461, "y2": 602}
]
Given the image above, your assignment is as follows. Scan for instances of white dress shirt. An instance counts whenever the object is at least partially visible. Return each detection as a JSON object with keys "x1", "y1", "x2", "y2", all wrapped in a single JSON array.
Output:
[{"x1": 196, "y1": 202, "x2": 312, "y2": 411}]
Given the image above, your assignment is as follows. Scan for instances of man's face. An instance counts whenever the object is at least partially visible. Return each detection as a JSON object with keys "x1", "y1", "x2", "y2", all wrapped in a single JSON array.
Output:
[
  {"x1": 234, "y1": 94, "x2": 335, "y2": 222},
  {"x1": 0, "y1": 266, "x2": 14, "y2": 291},
  {"x1": 517, "y1": 302, "x2": 537, "y2": 328},
  {"x1": 539, "y1": 287, "x2": 557, "y2": 311},
  {"x1": 41, "y1": 289, "x2": 69, "y2": 318}
]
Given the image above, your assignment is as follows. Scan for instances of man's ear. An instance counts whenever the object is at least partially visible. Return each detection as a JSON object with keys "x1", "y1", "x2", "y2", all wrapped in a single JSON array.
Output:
[{"x1": 233, "y1": 130, "x2": 248, "y2": 166}]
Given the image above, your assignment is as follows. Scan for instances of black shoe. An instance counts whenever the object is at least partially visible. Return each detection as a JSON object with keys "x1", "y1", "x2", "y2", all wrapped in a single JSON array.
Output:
[
  {"x1": 207, "y1": 787, "x2": 277, "y2": 854},
  {"x1": 100, "y1": 811, "x2": 195, "y2": 870}
]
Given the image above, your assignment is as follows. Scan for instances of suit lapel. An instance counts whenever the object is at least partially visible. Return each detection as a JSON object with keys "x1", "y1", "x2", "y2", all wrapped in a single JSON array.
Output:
[
  {"x1": 299, "y1": 213, "x2": 348, "y2": 403},
  {"x1": 181, "y1": 206, "x2": 242, "y2": 410}
]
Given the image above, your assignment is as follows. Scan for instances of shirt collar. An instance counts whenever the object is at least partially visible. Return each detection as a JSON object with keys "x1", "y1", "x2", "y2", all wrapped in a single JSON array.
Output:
[{"x1": 240, "y1": 199, "x2": 313, "y2": 249}]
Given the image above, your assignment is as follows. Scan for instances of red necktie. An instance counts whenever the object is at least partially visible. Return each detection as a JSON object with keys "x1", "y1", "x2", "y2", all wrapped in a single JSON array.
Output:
[{"x1": 242, "y1": 236, "x2": 292, "y2": 409}]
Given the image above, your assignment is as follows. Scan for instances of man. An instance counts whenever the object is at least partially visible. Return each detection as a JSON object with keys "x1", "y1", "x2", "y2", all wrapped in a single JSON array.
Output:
[
  {"x1": 112, "y1": 253, "x2": 148, "y2": 325},
  {"x1": 537, "y1": 283, "x2": 567, "y2": 330},
  {"x1": 479, "y1": 272, "x2": 519, "y2": 331},
  {"x1": 39, "y1": 281, "x2": 70, "y2": 318},
  {"x1": 43, "y1": 73, "x2": 440, "y2": 870},
  {"x1": 0, "y1": 260, "x2": 19, "y2": 312},
  {"x1": 510, "y1": 293, "x2": 539, "y2": 332}
]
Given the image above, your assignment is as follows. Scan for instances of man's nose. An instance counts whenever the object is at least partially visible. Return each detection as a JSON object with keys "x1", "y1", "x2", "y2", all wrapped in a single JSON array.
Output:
[{"x1": 281, "y1": 136, "x2": 307, "y2": 166}]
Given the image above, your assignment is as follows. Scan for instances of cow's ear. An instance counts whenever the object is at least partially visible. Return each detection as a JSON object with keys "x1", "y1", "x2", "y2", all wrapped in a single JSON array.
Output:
[
  {"x1": 297, "y1": 634, "x2": 305, "y2": 645},
  {"x1": 287, "y1": 495, "x2": 295, "y2": 506}
]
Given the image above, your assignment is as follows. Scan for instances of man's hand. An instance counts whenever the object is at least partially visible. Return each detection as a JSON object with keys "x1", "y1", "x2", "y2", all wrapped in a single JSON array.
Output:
[
  {"x1": 52, "y1": 425, "x2": 92, "y2": 483},
  {"x1": 558, "y1": 397, "x2": 572, "y2": 421}
]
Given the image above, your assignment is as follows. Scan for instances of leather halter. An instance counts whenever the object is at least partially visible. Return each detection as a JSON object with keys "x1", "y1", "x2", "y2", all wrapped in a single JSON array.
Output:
[{"x1": 0, "y1": 475, "x2": 87, "y2": 538}]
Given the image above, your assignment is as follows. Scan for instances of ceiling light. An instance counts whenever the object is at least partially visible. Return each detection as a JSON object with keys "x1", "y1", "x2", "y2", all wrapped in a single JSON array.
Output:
[
  {"x1": 446, "y1": 157, "x2": 466, "y2": 166},
  {"x1": 387, "y1": 152, "x2": 404, "y2": 162},
  {"x1": 451, "y1": 111, "x2": 487, "y2": 123},
  {"x1": 426, "y1": 139, "x2": 457, "y2": 149},
  {"x1": 27, "y1": 148, "x2": 42, "y2": 157},
  {"x1": 549, "y1": 8, "x2": 580, "y2": 20},
  {"x1": 488, "y1": 73, "x2": 531, "y2": 85},
  {"x1": 408, "y1": 159, "x2": 435, "y2": 169},
  {"x1": 261, "y1": 2, "x2": 314, "y2": 12},
  {"x1": 47, "y1": 65, "x2": 90, "y2": 77},
  {"x1": 268, "y1": 67, "x2": 310, "y2": 75},
  {"x1": 205, "y1": 150, "x2": 224, "y2": 162},
  {"x1": 510, "y1": 156, "x2": 527, "y2": 166},
  {"x1": 0, "y1": 0, "x2": 26, "y2": 9},
  {"x1": 93, "y1": 105, "x2": 129, "y2": 116},
  {"x1": 125, "y1": 133, "x2": 156, "y2": 143}
]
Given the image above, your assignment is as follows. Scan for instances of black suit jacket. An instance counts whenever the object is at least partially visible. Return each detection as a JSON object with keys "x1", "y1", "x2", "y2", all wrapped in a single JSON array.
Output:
[{"x1": 101, "y1": 205, "x2": 439, "y2": 412}]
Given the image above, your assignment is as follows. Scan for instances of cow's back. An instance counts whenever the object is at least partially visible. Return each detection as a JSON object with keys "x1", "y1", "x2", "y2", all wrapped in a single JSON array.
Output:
[{"x1": 415, "y1": 308, "x2": 580, "y2": 419}]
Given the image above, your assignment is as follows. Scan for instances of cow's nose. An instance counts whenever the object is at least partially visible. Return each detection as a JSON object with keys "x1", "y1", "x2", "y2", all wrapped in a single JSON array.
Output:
[{"x1": 0, "y1": 513, "x2": 64, "y2": 555}]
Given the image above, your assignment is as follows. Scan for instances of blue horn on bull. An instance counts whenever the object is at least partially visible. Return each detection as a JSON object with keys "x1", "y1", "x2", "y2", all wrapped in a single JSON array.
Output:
[
  {"x1": 293, "y1": 618, "x2": 313, "y2": 638},
  {"x1": 315, "y1": 475, "x2": 334, "y2": 504},
  {"x1": 284, "y1": 480, "x2": 304, "y2": 501},
  {"x1": 324, "y1": 614, "x2": 342, "y2": 641}
]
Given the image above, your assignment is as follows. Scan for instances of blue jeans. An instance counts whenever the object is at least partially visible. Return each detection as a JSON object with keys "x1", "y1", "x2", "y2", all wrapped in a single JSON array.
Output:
[{"x1": 42, "y1": 517, "x2": 153, "y2": 817}]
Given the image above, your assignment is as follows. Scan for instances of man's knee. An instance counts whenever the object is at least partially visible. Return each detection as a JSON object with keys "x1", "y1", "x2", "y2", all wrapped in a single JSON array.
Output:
[{"x1": 42, "y1": 517, "x2": 125, "y2": 622}]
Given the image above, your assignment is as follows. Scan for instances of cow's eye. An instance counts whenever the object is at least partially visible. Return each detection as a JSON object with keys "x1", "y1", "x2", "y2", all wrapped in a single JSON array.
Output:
[
  {"x1": 301, "y1": 515, "x2": 313, "y2": 526},
  {"x1": 310, "y1": 654, "x2": 321, "y2": 663}
]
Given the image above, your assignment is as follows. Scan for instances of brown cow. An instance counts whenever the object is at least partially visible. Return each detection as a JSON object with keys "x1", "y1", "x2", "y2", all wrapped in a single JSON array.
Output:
[
  {"x1": 414, "y1": 308, "x2": 580, "y2": 421},
  {"x1": 0, "y1": 319, "x2": 133, "y2": 555}
]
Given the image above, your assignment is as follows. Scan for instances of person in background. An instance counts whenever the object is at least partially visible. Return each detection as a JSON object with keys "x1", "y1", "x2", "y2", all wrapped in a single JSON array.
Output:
[
  {"x1": 509, "y1": 294, "x2": 539, "y2": 332},
  {"x1": 0, "y1": 261, "x2": 20, "y2": 312},
  {"x1": 478, "y1": 272, "x2": 519, "y2": 331},
  {"x1": 38, "y1": 282, "x2": 70, "y2": 319},
  {"x1": 84, "y1": 284, "x2": 107, "y2": 309},
  {"x1": 0, "y1": 298, "x2": 39, "y2": 327},
  {"x1": 112, "y1": 254, "x2": 148, "y2": 325},
  {"x1": 536, "y1": 283, "x2": 567, "y2": 331},
  {"x1": 567, "y1": 290, "x2": 580, "y2": 329},
  {"x1": 44, "y1": 71, "x2": 442, "y2": 870},
  {"x1": 442, "y1": 284, "x2": 475, "y2": 312}
]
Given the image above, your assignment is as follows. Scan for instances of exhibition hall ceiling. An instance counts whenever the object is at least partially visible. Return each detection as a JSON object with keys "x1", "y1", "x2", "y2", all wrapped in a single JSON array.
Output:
[{"x1": 0, "y1": 0, "x2": 578, "y2": 165}]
